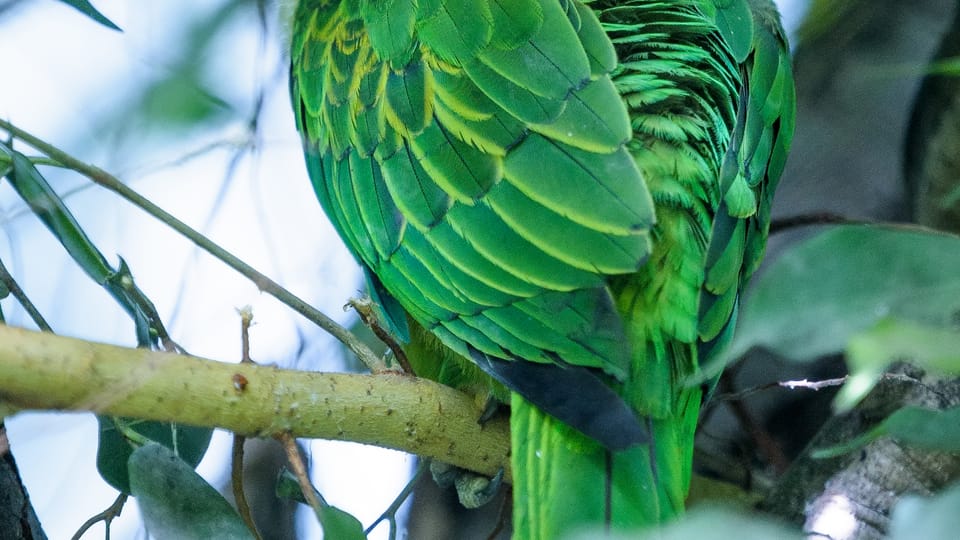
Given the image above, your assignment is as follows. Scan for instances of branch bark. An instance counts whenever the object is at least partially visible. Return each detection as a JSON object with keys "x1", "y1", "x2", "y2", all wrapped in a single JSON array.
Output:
[
  {"x1": 0, "y1": 422, "x2": 47, "y2": 540},
  {"x1": 0, "y1": 325, "x2": 511, "y2": 482},
  {"x1": 760, "y1": 366, "x2": 960, "y2": 539}
]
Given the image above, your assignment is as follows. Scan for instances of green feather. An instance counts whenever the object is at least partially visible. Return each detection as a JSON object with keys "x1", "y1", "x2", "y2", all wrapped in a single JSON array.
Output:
[
  {"x1": 708, "y1": 0, "x2": 755, "y2": 63},
  {"x1": 487, "y1": 0, "x2": 543, "y2": 50},
  {"x1": 529, "y1": 76, "x2": 632, "y2": 153},
  {"x1": 348, "y1": 152, "x2": 402, "y2": 260},
  {"x1": 573, "y1": 1, "x2": 618, "y2": 75},
  {"x1": 361, "y1": 0, "x2": 416, "y2": 67},
  {"x1": 475, "y1": 0, "x2": 590, "y2": 101},
  {"x1": 445, "y1": 202, "x2": 604, "y2": 290},
  {"x1": 486, "y1": 180, "x2": 650, "y2": 274},
  {"x1": 379, "y1": 143, "x2": 451, "y2": 229},
  {"x1": 425, "y1": 222, "x2": 542, "y2": 297},
  {"x1": 502, "y1": 134, "x2": 655, "y2": 234},
  {"x1": 416, "y1": 0, "x2": 493, "y2": 64},
  {"x1": 384, "y1": 58, "x2": 431, "y2": 137},
  {"x1": 461, "y1": 57, "x2": 566, "y2": 124},
  {"x1": 408, "y1": 121, "x2": 501, "y2": 203}
]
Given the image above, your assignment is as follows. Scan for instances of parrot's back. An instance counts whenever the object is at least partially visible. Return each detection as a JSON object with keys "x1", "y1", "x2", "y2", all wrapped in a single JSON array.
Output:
[{"x1": 291, "y1": 0, "x2": 794, "y2": 536}]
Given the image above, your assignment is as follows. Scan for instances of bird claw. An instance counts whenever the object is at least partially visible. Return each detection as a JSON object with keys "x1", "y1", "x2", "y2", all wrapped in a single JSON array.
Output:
[
  {"x1": 454, "y1": 467, "x2": 505, "y2": 509},
  {"x1": 477, "y1": 394, "x2": 504, "y2": 426},
  {"x1": 429, "y1": 461, "x2": 504, "y2": 509}
]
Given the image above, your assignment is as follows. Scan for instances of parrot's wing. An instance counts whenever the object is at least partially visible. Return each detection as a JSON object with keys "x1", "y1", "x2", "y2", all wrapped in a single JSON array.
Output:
[
  {"x1": 290, "y1": 0, "x2": 656, "y2": 449},
  {"x1": 698, "y1": 0, "x2": 796, "y2": 362}
]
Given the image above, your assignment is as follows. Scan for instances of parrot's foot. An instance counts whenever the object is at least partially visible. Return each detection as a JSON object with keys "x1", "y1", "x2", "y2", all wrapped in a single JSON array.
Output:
[
  {"x1": 429, "y1": 461, "x2": 505, "y2": 509},
  {"x1": 477, "y1": 395, "x2": 505, "y2": 426}
]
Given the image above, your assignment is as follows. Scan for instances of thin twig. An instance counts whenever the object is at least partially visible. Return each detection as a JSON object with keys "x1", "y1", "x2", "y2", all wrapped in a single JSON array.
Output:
[
  {"x1": 720, "y1": 373, "x2": 790, "y2": 474},
  {"x1": 713, "y1": 376, "x2": 849, "y2": 402},
  {"x1": 278, "y1": 432, "x2": 324, "y2": 515},
  {"x1": 769, "y1": 212, "x2": 868, "y2": 234},
  {"x1": 348, "y1": 298, "x2": 412, "y2": 374},
  {"x1": 0, "y1": 256, "x2": 52, "y2": 332},
  {"x1": 365, "y1": 459, "x2": 430, "y2": 539},
  {"x1": 71, "y1": 493, "x2": 127, "y2": 540},
  {"x1": 232, "y1": 306, "x2": 262, "y2": 540},
  {"x1": 239, "y1": 306, "x2": 254, "y2": 365},
  {"x1": 0, "y1": 119, "x2": 385, "y2": 373}
]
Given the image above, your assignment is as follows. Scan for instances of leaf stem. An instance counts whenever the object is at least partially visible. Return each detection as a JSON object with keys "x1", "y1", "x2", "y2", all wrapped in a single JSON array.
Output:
[{"x1": 0, "y1": 256, "x2": 52, "y2": 332}]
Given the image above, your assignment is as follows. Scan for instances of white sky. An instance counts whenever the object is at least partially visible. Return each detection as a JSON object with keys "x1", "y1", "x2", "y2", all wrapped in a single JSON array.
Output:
[{"x1": 0, "y1": 1, "x2": 807, "y2": 538}]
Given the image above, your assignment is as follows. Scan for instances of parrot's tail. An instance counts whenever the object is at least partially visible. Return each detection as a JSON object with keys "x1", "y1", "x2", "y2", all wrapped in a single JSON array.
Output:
[{"x1": 510, "y1": 389, "x2": 701, "y2": 539}]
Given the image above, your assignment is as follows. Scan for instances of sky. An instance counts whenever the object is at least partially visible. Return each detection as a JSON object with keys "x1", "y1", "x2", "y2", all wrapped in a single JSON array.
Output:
[{"x1": 0, "y1": 1, "x2": 806, "y2": 538}]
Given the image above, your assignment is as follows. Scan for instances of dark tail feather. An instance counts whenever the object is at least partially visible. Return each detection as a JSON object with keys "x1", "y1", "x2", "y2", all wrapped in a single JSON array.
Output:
[{"x1": 467, "y1": 346, "x2": 648, "y2": 450}]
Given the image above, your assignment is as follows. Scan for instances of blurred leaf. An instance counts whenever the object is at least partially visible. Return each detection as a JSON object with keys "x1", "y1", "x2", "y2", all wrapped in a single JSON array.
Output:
[
  {"x1": 921, "y1": 55, "x2": 960, "y2": 77},
  {"x1": 139, "y1": 70, "x2": 230, "y2": 126},
  {"x1": 837, "y1": 319, "x2": 960, "y2": 408},
  {"x1": 885, "y1": 406, "x2": 960, "y2": 452},
  {"x1": 276, "y1": 469, "x2": 366, "y2": 539},
  {"x1": 890, "y1": 481, "x2": 960, "y2": 540},
  {"x1": 813, "y1": 406, "x2": 960, "y2": 458},
  {"x1": 129, "y1": 443, "x2": 253, "y2": 540},
  {"x1": 726, "y1": 225, "x2": 960, "y2": 364},
  {"x1": 97, "y1": 417, "x2": 212, "y2": 494},
  {"x1": 797, "y1": 0, "x2": 864, "y2": 45},
  {"x1": 55, "y1": 0, "x2": 120, "y2": 31},
  {"x1": 565, "y1": 506, "x2": 800, "y2": 540},
  {"x1": 107, "y1": 0, "x2": 253, "y2": 135},
  {"x1": 810, "y1": 424, "x2": 886, "y2": 460}
]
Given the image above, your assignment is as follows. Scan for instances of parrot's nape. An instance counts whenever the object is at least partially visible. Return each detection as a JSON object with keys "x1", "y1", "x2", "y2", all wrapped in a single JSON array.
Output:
[{"x1": 290, "y1": 0, "x2": 795, "y2": 537}]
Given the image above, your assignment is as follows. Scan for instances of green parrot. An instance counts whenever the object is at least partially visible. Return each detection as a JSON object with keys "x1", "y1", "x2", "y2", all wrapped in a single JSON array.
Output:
[{"x1": 290, "y1": 0, "x2": 794, "y2": 536}]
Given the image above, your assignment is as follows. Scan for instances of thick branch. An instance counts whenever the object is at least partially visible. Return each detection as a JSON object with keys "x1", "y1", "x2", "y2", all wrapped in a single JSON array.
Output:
[{"x1": 0, "y1": 325, "x2": 511, "y2": 482}]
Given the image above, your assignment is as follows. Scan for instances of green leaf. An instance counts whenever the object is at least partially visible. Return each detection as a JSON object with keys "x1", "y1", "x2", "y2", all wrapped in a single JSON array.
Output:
[
  {"x1": 890, "y1": 481, "x2": 960, "y2": 540},
  {"x1": 275, "y1": 469, "x2": 309, "y2": 504},
  {"x1": 810, "y1": 424, "x2": 886, "y2": 459},
  {"x1": 129, "y1": 443, "x2": 253, "y2": 540},
  {"x1": 1, "y1": 143, "x2": 169, "y2": 346},
  {"x1": 726, "y1": 225, "x2": 960, "y2": 364},
  {"x1": 314, "y1": 502, "x2": 367, "y2": 540},
  {"x1": 885, "y1": 406, "x2": 960, "y2": 452},
  {"x1": 276, "y1": 469, "x2": 367, "y2": 539},
  {"x1": 836, "y1": 319, "x2": 960, "y2": 409},
  {"x1": 55, "y1": 0, "x2": 121, "y2": 31},
  {"x1": 813, "y1": 405, "x2": 960, "y2": 458},
  {"x1": 1, "y1": 142, "x2": 113, "y2": 284},
  {"x1": 566, "y1": 506, "x2": 801, "y2": 539},
  {"x1": 97, "y1": 417, "x2": 213, "y2": 494}
]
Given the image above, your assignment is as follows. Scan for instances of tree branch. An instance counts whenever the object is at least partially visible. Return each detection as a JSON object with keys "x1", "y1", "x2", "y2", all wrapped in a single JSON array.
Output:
[
  {"x1": 761, "y1": 366, "x2": 960, "y2": 539},
  {"x1": 0, "y1": 325, "x2": 511, "y2": 482}
]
